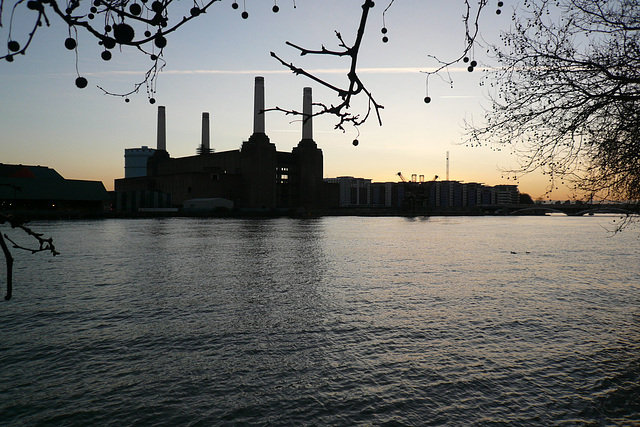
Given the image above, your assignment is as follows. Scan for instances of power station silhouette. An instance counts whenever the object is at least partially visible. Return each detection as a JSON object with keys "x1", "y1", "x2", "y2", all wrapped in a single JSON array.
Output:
[
  {"x1": 113, "y1": 76, "x2": 523, "y2": 216},
  {"x1": 114, "y1": 77, "x2": 325, "y2": 213}
]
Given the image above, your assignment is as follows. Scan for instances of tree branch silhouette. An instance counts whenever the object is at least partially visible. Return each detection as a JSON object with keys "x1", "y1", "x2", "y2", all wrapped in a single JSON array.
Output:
[
  {"x1": 422, "y1": 0, "x2": 489, "y2": 82},
  {"x1": 3, "y1": 0, "x2": 494, "y2": 132},
  {"x1": 0, "y1": 213, "x2": 59, "y2": 301},
  {"x1": 2, "y1": 0, "x2": 222, "y2": 101},
  {"x1": 269, "y1": 0, "x2": 383, "y2": 132},
  {"x1": 268, "y1": 0, "x2": 492, "y2": 132},
  {"x1": 470, "y1": 0, "x2": 640, "y2": 206}
]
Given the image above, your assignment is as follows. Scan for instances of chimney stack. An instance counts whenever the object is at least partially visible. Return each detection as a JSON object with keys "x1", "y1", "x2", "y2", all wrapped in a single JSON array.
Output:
[
  {"x1": 302, "y1": 87, "x2": 313, "y2": 140},
  {"x1": 253, "y1": 76, "x2": 265, "y2": 134},
  {"x1": 201, "y1": 112, "x2": 210, "y2": 153},
  {"x1": 157, "y1": 106, "x2": 166, "y2": 151}
]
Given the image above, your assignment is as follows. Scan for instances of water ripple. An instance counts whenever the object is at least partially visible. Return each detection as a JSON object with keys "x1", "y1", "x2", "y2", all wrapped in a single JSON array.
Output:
[{"x1": 1, "y1": 217, "x2": 639, "y2": 425}]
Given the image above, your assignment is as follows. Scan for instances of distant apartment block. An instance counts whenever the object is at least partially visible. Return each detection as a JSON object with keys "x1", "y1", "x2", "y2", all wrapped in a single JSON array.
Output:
[
  {"x1": 324, "y1": 176, "x2": 520, "y2": 212},
  {"x1": 324, "y1": 177, "x2": 372, "y2": 207}
]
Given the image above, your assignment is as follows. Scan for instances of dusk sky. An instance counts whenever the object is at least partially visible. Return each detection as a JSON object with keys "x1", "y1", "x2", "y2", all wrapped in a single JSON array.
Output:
[{"x1": 1, "y1": 1, "x2": 568, "y2": 199}]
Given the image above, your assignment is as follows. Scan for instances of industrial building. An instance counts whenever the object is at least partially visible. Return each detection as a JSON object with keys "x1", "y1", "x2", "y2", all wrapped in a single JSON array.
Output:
[
  {"x1": 114, "y1": 77, "x2": 324, "y2": 214},
  {"x1": 0, "y1": 164, "x2": 110, "y2": 213},
  {"x1": 113, "y1": 76, "x2": 522, "y2": 216}
]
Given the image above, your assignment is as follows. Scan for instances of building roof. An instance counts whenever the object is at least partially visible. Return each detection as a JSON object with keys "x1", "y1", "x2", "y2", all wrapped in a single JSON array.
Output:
[
  {"x1": 0, "y1": 164, "x2": 64, "y2": 180},
  {"x1": 0, "y1": 164, "x2": 108, "y2": 202}
]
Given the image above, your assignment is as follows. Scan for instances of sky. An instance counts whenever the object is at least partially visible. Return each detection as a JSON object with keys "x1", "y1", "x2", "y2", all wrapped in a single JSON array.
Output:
[{"x1": 0, "y1": 0, "x2": 570, "y2": 199}]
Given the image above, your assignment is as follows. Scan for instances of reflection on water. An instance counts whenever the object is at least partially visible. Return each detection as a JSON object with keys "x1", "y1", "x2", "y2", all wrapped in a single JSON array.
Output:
[{"x1": 1, "y1": 216, "x2": 639, "y2": 425}]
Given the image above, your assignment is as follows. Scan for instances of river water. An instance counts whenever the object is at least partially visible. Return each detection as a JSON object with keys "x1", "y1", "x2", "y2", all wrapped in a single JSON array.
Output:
[{"x1": 1, "y1": 216, "x2": 639, "y2": 425}]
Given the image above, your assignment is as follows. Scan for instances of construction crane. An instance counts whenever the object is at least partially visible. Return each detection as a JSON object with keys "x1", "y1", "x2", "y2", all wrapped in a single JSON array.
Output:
[
  {"x1": 398, "y1": 172, "x2": 437, "y2": 182},
  {"x1": 396, "y1": 172, "x2": 439, "y2": 215}
]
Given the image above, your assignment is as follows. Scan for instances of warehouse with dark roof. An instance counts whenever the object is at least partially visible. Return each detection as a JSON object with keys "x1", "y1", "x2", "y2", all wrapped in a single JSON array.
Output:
[{"x1": 0, "y1": 164, "x2": 110, "y2": 212}]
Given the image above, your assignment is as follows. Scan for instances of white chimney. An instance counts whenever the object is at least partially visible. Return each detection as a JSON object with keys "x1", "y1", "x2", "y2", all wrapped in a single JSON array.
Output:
[
  {"x1": 202, "y1": 112, "x2": 210, "y2": 152},
  {"x1": 253, "y1": 76, "x2": 265, "y2": 134},
  {"x1": 302, "y1": 87, "x2": 313, "y2": 140},
  {"x1": 157, "y1": 106, "x2": 166, "y2": 151}
]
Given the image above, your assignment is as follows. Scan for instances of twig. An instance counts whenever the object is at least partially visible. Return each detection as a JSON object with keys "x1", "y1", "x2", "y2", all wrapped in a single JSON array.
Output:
[
  {"x1": 0, "y1": 213, "x2": 58, "y2": 301},
  {"x1": 269, "y1": 0, "x2": 384, "y2": 132}
]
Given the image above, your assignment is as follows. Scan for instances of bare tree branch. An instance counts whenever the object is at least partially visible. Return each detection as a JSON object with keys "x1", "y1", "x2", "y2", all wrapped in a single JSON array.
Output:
[
  {"x1": 0, "y1": 213, "x2": 59, "y2": 301},
  {"x1": 0, "y1": 232, "x2": 14, "y2": 301},
  {"x1": 470, "y1": 0, "x2": 640, "y2": 206},
  {"x1": 3, "y1": 0, "x2": 495, "y2": 133},
  {"x1": 269, "y1": 0, "x2": 384, "y2": 132}
]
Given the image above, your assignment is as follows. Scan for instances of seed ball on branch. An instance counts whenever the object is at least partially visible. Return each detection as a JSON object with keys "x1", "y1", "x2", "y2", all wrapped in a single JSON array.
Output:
[
  {"x1": 241, "y1": 11, "x2": 248, "y2": 19},
  {"x1": 463, "y1": 56, "x2": 469, "y2": 63},
  {"x1": 151, "y1": 0, "x2": 162, "y2": 12},
  {"x1": 27, "y1": 1, "x2": 43, "y2": 11},
  {"x1": 382, "y1": 36, "x2": 388, "y2": 43},
  {"x1": 272, "y1": 5, "x2": 279, "y2": 12},
  {"x1": 154, "y1": 35, "x2": 167, "y2": 48},
  {"x1": 64, "y1": 37, "x2": 77, "y2": 50},
  {"x1": 352, "y1": 139, "x2": 359, "y2": 146},
  {"x1": 6, "y1": 55, "x2": 14, "y2": 62},
  {"x1": 7, "y1": 41, "x2": 20, "y2": 52},
  {"x1": 101, "y1": 50, "x2": 112, "y2": 60},
  {"x1": 424, "y1": 96, "x2": 431, "y2": 103},
  {"x1": 149, "y1": 98, "x2": 156, "y2": 104},
  {"x1": 231, "y1": 2, "x2": 238, "y2": 9},
  {"x1": 467, "y1": 66, "x2": 474, "y2": 72},
  {"x1": 144, "y1": 30, "x2": 152, "y2": 37},
  {"x1": 103, "y1": 37, "x2": 116, "y2": 49},
  {"x1": 381, "y1": 27, "x2": 387, "y2": 34},
  {"x1": 129, "y1": 3, "x2": 142, "y2": 15},
  {"x1": 470, "y1": 60, "x2": 477, "y2": 67},
  {"x1": 113, "y1": 23, "x2": 135, "y2": 44},
  {"x1": 190, "y1": 7, "x2": 201, "y2": 16},
  {"x1": 75, "y1": 76, "x2": 88, "y2": 88}
]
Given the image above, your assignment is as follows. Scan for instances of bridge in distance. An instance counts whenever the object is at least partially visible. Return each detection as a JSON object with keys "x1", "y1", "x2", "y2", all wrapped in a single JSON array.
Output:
[{"x1": 493, "y1": 203, "x2": 640, "y2": 216}]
